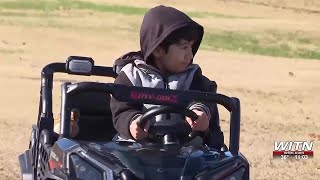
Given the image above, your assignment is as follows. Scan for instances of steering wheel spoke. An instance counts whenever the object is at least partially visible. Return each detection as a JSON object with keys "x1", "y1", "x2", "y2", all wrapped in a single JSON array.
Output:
[{"x1": 137, "y1": 106, "x2": 198, "y2": 145}]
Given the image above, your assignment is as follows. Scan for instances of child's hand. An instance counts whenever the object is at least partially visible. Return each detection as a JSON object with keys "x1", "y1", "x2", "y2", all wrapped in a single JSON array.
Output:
[
  {"x1": 185, "y1": 109, "x2": 209, "y2": 132},
  {"x1": 129, "y1": 116, "x2": 148, "y2": 140}
]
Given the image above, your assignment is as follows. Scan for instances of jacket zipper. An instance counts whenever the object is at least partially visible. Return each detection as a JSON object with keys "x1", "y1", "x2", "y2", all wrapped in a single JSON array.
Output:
[
  {"x1": 161, "y1": 75, "x2": 171, "y2": 120},
  {"x1": 163, "y1": 77, "x2": 169, "y2": 89}
]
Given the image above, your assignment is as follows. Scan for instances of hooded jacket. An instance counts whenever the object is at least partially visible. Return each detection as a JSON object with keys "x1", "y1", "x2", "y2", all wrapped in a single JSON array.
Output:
[
  {"x1": 139, "y1": 5, "x2": 203, "y2": 62},
  {"x1": 110, "y1": 6, "x2": 223, "y2": 148}
]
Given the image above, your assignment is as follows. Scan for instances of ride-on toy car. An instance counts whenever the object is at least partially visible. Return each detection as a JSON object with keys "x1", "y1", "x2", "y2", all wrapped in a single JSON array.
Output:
[{"x1": 18, "y1": 56, "x2": 249, "y2": 180}]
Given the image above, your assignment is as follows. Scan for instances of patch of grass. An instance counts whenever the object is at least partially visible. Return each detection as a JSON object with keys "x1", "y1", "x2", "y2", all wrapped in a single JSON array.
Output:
[
  {"x1": 266, "y1": 30, "x2": 320, "y2": 47},
  {"x1": 297, "y1": 37, "x2": 312, "y2": 44},
  {"x1": 0, "y1": 16, "x2": 107, "y2": 32},
  {"x1": 186, "y1": 11, "x2": 254, "y2": 19},
  {"x1": 1, "y1": 1, "x2": 317, "y2": 60},
  {"x1": 0, "y1": 49, "x2": 24, "y2": 54},
  {"x1": 0, "y1": 13, "x2": 136, "y2": 36},
  {"x1": 0, "y1": 0, "x2": 148, "y2": 14},
  {"x1": 297, "y1": 49, "x2": 320, "y2": 59},
  {"x1": 0, "y1": 11, "x2": 61, "y2": 17},
  {"x1": 0, "y1": 11, "x2": 28, "y2": 17},
  {"x1": 68, "y1": 0, "x2": 149, "y2": 15},
  {"x1": 0, "y1": 0, "x2": 252, "y2": 19},
  {"x1": 202, "y1": 31, "x2": 320, "y2": 60}
]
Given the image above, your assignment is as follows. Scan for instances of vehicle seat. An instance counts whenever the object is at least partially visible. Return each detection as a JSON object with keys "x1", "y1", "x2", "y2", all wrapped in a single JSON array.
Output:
[{"x1": 68, "y1": 91, "x2": 117, "y2": 141}]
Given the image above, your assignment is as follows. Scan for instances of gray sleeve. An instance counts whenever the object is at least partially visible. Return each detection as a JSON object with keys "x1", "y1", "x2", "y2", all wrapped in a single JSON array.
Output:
[{"x1": 188, "y1": 103, "x2": 211, "y2": 120}]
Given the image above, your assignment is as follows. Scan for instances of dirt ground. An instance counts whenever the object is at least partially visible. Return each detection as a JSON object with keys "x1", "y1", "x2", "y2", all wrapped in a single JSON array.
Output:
[{"x1": 0, "y1": 0, "x2": 319, "y2": 179}]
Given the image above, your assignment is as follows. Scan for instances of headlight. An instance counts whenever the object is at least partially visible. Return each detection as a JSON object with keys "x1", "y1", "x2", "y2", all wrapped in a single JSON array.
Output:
[{"x1": 70, "y1": 154, "x2": 103, "y2": 180}]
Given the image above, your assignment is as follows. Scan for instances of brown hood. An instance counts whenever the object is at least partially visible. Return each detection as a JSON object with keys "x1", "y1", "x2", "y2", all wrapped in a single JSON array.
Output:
[{"x1": 140, "y1": 5, "x2": 204, "y2": 62}]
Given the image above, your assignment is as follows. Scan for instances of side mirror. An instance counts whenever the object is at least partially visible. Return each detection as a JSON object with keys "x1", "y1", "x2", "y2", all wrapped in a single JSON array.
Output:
[{"x1": 66, "y1": 56, "x2": 94, "y2": 75}]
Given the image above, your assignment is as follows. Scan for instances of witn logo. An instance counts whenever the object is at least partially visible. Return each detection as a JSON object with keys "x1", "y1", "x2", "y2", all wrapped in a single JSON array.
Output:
[{"x1": 273, "y1": 141, "x2": 314, "y2": 159}]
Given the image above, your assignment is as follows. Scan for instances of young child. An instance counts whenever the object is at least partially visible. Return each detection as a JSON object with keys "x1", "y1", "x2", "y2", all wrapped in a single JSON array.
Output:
[
  {"x1": 111, "y1": 5, "x2": 224, "y2": 148},
  {"x1": 54, "y1": 108, "x2": 80, "y2": 138}
]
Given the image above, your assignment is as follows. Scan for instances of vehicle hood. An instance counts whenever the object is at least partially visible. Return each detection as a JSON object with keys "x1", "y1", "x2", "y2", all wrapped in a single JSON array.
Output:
[{"x1": 81, "y1": 141, "x2": 221, "y2": 179}]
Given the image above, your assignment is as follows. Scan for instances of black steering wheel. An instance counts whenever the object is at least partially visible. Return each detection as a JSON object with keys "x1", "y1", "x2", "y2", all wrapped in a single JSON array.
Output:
[{"x1": 137, "y1": 106, "x2": 198, "y2": 142}]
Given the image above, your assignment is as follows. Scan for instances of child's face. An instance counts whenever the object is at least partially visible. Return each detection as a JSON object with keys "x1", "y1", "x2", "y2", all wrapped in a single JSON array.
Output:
[{"x1": 155, "y1": 39, "x2": 194, "y2": 74}]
